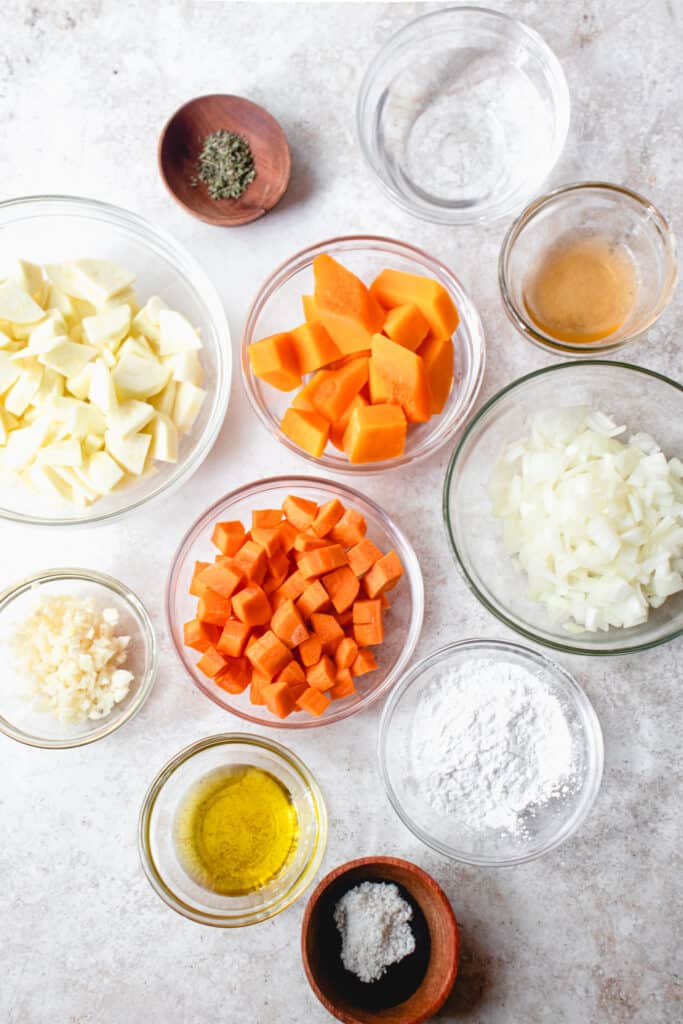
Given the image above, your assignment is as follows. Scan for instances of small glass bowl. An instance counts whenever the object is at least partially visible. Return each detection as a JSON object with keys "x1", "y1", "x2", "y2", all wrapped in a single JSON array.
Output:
[
  {"x1": 356, "y1": 7, "x2": 570, "y2": 225},
  {"x1": 0, "y1": 568, "x2": 157, "y2": 748},
  {"x1": 241, "y1": 236, "x2": 485, "y2": 473},
  {"x1": 0, "y1": 195, "x2": 231, "y2": 526},
  {"x1": 499, "y1": 182, "x2": 678, "y2": 355},
  {"x1": 379, "y1": 639, "x2": 604, "y2": 867},
  {"x1": 166, "y1": 476, "x2": 424, "y2": 728},
  {"x1": 138, "y1": 733, "x2": 327, "y2": 927},
  {"x1": 443, "y1": 361, "x2": 683, "y2": 655}
]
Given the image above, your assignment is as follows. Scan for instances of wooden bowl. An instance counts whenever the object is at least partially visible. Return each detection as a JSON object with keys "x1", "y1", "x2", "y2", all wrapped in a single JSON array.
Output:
[
  {"x1": 158, "y1": 94, "x2": 291, "y2": 227},
  {"x1": 301, "y1": 857, "x2": 459, "y2": 1024}
]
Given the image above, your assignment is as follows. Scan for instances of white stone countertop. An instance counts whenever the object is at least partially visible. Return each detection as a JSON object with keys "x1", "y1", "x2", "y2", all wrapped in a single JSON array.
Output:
[{"x1": 1, "y1": 2, "x2": 681, "y2": 1022}]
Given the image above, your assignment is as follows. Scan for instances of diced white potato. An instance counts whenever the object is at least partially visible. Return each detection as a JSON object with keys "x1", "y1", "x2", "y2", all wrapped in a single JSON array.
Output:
[
  {"x1": 0, "y1": 280, "x2": 46, "y2": 324},
  {"x1": 158, "y1": 309, "x2": 201, "y2": 355},
  {"x1": 26, "y1": 313, "x2": 67, "y2": 354},
  {"x1": 88, "y1": 360, "x2": 118, "y2": 414},
  {"x1": 5, "y1": 364, "x2": 43, "y2": 416},
  {"x1": 132, "y1": 295, "x2": 168, "y2": 344},
  {"x1": 106, "y1": 398, "x2": 155, "y2": 437},
  {"x1": 0, "y1": 351, "x2": 21, "y2": 394},
  {"x1": 105, "y1": 429, "x2": 151, "y2": 475},
  {"x1": 117, "y1": 335, "x2": 154, "y2": 360},
  {"x1": 45, "y1": 263, "x2": 81, "y2": 297},
  {"x1": 85, "y1": 450, "x2": 125, "y2": 493},
  {"x1": 0, "y1": 409, "x2": 7, "y2": 445},
  {"x1": 52, "y1": 465, "x2": 99, "y2": 505},
  {"x1": 13, "y1": 260, "x2": 48, "y2": 306},
  {"x1": 37, "y1": 439, "x2": 83, "y2": 468},
  {"x1": 46, "y1": 284, "x2": 76, "y2": 321},
  {"x1": 97, "y1": 287, "x2": 139, "y2": 314},
  {"x1": 32, "y1": 367, "x2": 64, "y2": 405},
  {"x1": 83, "y1": 433, "x2": 105, "y2": 456},
  {"x1": 66, "y1": 364, "x2": 94, "y2": 400},
  {"x1": 150, "y1": 378, "x2": 177, "y2": 417},
  {"x1": 147, "y1": 413, "x2": 178, "y2": 463},
  {"x1": 3, "y1": 417, "x2": 50, "y2": 469},
  {"x1": 69, "y1": 259, "x2": 136, "y2": 304},
  {"x1": 28, "y1": 463, "x2": 74, "y2": 503},
  {"x1": 82, "y1": 305, "x2": 131, "y2": 350},
  {"x1": 112, "y1": 351, "x2": 170, "y2": 400},
  {"x1": 0, "y1": 329, "x2": 13, "y2": 349},
  {"x1": 39, "y1": 339, "x2": 98, "y2": 378},
  {"x1": 164, "y1": 349, "x2": 203, "y2": 386},
  {"x1": 67, "y1": 402, "x2": 106, "y2": 438},
  {"x1": 172, "y1": 380, "x2": 206, "y2": 434}
]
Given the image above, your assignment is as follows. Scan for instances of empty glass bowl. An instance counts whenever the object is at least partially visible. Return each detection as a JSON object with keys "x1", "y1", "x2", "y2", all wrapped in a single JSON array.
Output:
[
  {"x1": 443, "y1": 361, "x2": 683, "y2": 655},
  {"x1": 0, "y1": 568, "x2": 157, "y2": 748},
  {"x1": 241, "y1": 236, "x2": 485, "y2": 472},
  {"x1": 499, "y1": 182, "x2": 678, "y2": 354},
  {"x1": 379, "y1": 639, "x2": 604, "y2": 866},
  {"x1": 138, "y1": 733, "x2": 327, "y2": 927},
  {"x1": 357, "y1": 7, "x2": 570, "y2": 224}
]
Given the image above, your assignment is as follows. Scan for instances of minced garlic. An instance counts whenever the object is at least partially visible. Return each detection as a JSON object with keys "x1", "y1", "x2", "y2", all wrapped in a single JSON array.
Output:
[{"x1": 11, "y1": 593, "x2": 134, "y2": 722}]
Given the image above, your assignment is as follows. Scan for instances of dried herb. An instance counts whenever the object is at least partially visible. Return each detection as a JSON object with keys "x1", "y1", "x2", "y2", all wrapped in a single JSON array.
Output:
[{"x1": 192, "y1": 129, "x2": 256, "y2": 200}]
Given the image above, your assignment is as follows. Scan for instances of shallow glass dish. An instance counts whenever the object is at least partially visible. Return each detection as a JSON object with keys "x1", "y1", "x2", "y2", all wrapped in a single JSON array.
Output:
[
  {"x1": 138, "y1": 733, "x2": 327, "y2": 927},
  {"x1": 166, "y1": 476, "x2": 424, "y2": 728},
  {"x1": 379, "y1": 639, "x2": 603, "y2": 866},
  {"x1": 499, "y1": 182, "x2": 678, "y2": 355},
  {"x1": 357, "y1": 7, "x2": 569, "y2": 225},
  {"x1": 0, "y1": 568, "x2": 157, "y2": 748},
  {"x1": 241, "y1": 236, "x2": 485, "y2": 472},
  {"x1": 443, "y1": 361, "x2": 683, "y2": 655},
  {"x1": 0, "y1": 195, "x2": 231, "y2": 526}
]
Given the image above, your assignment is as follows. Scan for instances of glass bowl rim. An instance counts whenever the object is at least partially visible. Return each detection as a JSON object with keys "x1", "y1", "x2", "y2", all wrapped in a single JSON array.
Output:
[
  {"x1": 498, "y1": 180, "x2": 679, "y2": 355},
  {"x1": 442, "y1": 359, "x2": 683, "y2": 655},
  {"x1": 240, "y1": 233, "x2": 486, "y2": 473},
  {"x1": 0, "y1": 193, "x2": 232, "y2": 527},
  {"x1": 0, "y1": 566, "x2": 158, "y2": 748},
  {"x1": 355, "y1": 5, "x2": 571, "y2": 226},
  {"x1": 137, "y1": 731, "x2": 328, "y2": 927},
  {"x1": 165, "y1": 473, "x2": 425, "y2": 727},
  {"x1": 378, "y1": 637, "x2": 604, "y2": 867}
]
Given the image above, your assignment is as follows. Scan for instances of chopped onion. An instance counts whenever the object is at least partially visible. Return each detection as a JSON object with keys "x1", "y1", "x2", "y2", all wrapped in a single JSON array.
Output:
[{"x1": 491, "y1": 406, "x2": 683, "y2": 633}]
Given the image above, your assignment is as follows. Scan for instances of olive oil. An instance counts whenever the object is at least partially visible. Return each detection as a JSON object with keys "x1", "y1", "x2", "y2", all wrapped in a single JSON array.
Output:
[
  {"x1": 174, "y1": 764, "x2": 299, "y2": 896},
  {"x1": 523, "y1": 234, "x2": 637, "y2": 344}
]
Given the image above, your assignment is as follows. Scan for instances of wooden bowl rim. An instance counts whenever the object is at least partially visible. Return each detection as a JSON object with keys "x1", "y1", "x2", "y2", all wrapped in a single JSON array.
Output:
[
  {"x1": 157, "y1": 93, "x2": 291, "y2": 227},
  {"x1": 301, "y1": 856, "x2": 459, "y2": 1024}
]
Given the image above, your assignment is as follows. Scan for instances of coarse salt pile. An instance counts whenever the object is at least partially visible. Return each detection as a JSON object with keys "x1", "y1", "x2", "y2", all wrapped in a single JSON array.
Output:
[
  {"x1": 334, "y1": 881, "x2": 415, "y2": 983},
  {"x1": 11, "y1": 593, "x2": 134, "y2": 722}
]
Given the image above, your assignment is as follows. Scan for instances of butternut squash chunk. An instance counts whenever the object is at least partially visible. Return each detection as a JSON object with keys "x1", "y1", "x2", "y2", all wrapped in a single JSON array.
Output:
[
  {"x1": 342, "y1": 403, "x2": 407, "y2": 464},
  {"x1": 313, "y1": 254, "x2": 385, "y2": 355},
  {"x1": 370, "y1": 334, "x2": 430, "y2": 423},
  {"x1": 418, "y1": 336, "x2": 454, "y2": 414},
  {"x1": 382, "y1": 303, "x2": 429, "y2": 351},
  {"x1": 281, "y1": 407, "x2": 329, "y2": 457},
  {"x1": 291, "y1": 321, "x2": 341, "y2": 374},
  {"x1": 249, "y1": 332, "x2": 301, "y2": 391},
  {"x1": 370, "y1": 268, "x2": 459, "y2": 339}
]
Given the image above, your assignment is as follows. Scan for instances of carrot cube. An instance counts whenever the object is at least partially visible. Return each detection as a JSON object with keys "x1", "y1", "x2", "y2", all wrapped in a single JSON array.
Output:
[
  {"x1": 276, "y1": 661, "x2": 307, "y2": 687},
  {"x1": 211, "y1": 521, "x2": 246, "y2": 557},
  {"x1": 196, "y1": 562, "x2": 243, "y2": 600},
  {"x1": 334, "y1": 636, "x2": 358, "y2": 670},
  {"x1": 277, "y1": 521, "x2": 298, "y2": 553},
  {"x1": 351, "y1": 648, "x2": 378, "y2": 677},
  {"x1": 214, "y1": 656, "x2": 251, "y2": 694},
  {"x1": 232, "y1": 539, "x2": 268, "y2": 584},
  {"x1": 364, "y1": 550, "x2": 404, "y2": 598},
  {"x1": 231, "y1": 583, "x2": 271, "y2": 626},
  {"x1": 189, "y1": 560, "x2": 210, "y2": 598},
  {"x1": 283, "y1": 495, "x2": 318, "y2": 531},
  {"x1": 251, "y1": 527, "x2": 283, "y2": 558},
  {"x1": 250, "y1": 670, "x2": 270, "y2": 705},
  {"x1": 183, "y1": 618, "x2": 219, "y2": 653},
  {"x1": 323, "y1": 566, "x2": 360, "y2": 614},
  {"x1": 299, "y1": 635, "x2": 322, "y2": 667},
  {"x1": 311, "y1": 498, "x2": 345, "y2": 537},
  {"x1": 294, "y1": 532, "x2": 329, "y2": 553},
  {"x1": 353, "y1": 599, "x2": 384, "y2": 646},
  {"x1": 273, "y1": 569, "x2": 308, "y2": 605},
  {"x1": 296, "y1": 580, "x2": 330, "y2": 619},
  {"x1": 263, "y1": 681, "x2": 297, "y2": 719},
  {"x1": 306, "y1": 655, "x2": 337, "y2": 692},
  {"x1": 296, "y1": 687, "x2": 331, "y2": 717},
  {"x1": 347, "y1": 538, "x2": 383, "y2": 577},
  {"x1": 252, "y1": 509, "x2": 282, "y2": 530},
  {"x1": 217, "y1": 619, "x2": 251, "y2": 658},
  {"x1": 298, "y1": 544, "x2": 348, "y2": 579},
  {"x1": 197, "y1": 591, "x2": 232, "y2": 627},
  {"x1": 311, "y1": 612, "x2": 345, "y2": 653},
  {"x1": 271, "y1": 598, "x2": 309, "y2": 648},
  {"x1": 246, "y1": 630, "x2": 292, "y2": 679},
  {"x1": 196, "y1": 645, "x2": 228, "y2": 679},
  {"x1": 330, "y1": 669, "x2": 356, "y2": 700},
  {"x1": 330, "y1": 509, "x2": 367, "y2": 547}
]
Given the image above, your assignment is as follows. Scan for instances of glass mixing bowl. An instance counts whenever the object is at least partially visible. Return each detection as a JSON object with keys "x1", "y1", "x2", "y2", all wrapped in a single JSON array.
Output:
[
  {"x1": 0, "y1": 568, "x2": 157, "y2": 748},
  {"x1": 443, "y1": 362, "x2": 683, "y2": 655},
  {"x1": 166, "y1": 476, "x2": 424, "y2": 728},
  {"x1": 0, "y1": 195, "x2": 231, "y2": 526},
  {"x1": 357, "y1": 6, "x2": 570, "y2": 224},
  {"x1": 379, "y1": 639, "x2": 604, "y2": 866},
  {"x1": 138, "y1": 733, "x2": 327, "y2": 927},
  {"x1": 241, "y1": 236, "x2": 485, "y2": 472}
]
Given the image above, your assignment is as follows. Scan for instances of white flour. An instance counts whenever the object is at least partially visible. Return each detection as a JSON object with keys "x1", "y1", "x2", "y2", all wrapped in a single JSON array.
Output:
[
  {"x1": 412, "y1": 658, "x2": 575, "y2": 835},
  {"x1": 333, "y1": 881, "x2": 415, "y2": 983}
]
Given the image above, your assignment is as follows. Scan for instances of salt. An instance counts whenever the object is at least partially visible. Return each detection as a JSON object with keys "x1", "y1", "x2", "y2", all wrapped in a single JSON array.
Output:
[{"x1": 333, "y1": 882, "x2": 415, "y2": 983}]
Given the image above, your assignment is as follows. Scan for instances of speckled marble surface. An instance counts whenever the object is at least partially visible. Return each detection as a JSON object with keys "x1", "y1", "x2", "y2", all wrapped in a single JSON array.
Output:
[{"x1": 1, "y1": 2, "x2": 681, "y2": 1022}]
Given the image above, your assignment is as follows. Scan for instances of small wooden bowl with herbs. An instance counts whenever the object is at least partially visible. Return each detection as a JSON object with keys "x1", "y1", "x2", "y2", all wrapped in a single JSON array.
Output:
[
  {"x1": 159, "y1": 94, "x2": 291, "y2": 226},
  {"x1": 301, "y1": 856, "x2": 459, "y2": 1024}
]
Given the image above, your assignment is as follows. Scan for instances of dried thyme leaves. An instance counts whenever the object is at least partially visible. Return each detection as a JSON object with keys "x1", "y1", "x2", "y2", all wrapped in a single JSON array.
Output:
[{"x1": 191, "y1": 129, "x2": 256, "y2": 200}]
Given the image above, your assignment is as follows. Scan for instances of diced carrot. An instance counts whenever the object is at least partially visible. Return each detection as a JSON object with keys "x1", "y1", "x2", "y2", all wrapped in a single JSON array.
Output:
[
  {"x1": 252, "y1": 509, "x2": 282, "y2": 530},
  {"x1": 277, "y1": 521, "x2": 298, "y2": 553},
  {"x1": 196, "y1": 562, "x2": 243, "y2": 600},
  {"x1": 232, "y1": 539, "x2": 268, "y2": 584},
  {"x1": 246, "y1": 630, "x2": 292, "y2": 680},
  {"x1": 263, "y1": 567, "x2": 289, "y2": 596},
  {"x1": 197, "y1": 590, "x2": 232, "y2": 627},
  {"x1": 296, "y1": 580, "x2": 330, "y2": 619},
  {"x1": 183, "y1": 618, "x2": 219, "y2": 653},
  {"x1": 382, "y1": 303, "x2": 430, "y2": 351},
  {"x1": 351, "y1": 648, "x2": 378, "y2": 677},
  {"x1": 250, "y1": 670, "x2": 270, "y2": 705},
  {"x1": 251, "y1": 527, "x2": 283, "y2": 558},
  {"x1": 263, "y1": 680, "x2": 297, "y2": 719},
  {"x1": 217, "y1": 619, "x2": 251, "y2": 658},
  {"x1": 347, "y1": 538, "x2": 383, "y2": 577},
  {"x1": 380, "y1": 594, "x2": 391, "y2": 611},
  {"x1": 330, "y1": 508, "x2": 367, "y2": 547},
  {"x1": 323, "y1": 565, "x2": 360, "y2": 613},
  {"x1": 302, "y1": 293, "x2": 319, "y2": 322},
  {"x1": 343, "y1": 403, "x2": 407, "y2": 463},
  {"x1": 418, "y1": 336, "x2": 454, "y2": 414},
  {"x1": 271, "y1": 598, "x2": 309, "y2": 648},
  {"x1": 291, "y1": 321, "x2": 341, "y2": 374},
  {"x1": 330, "y1": 669, "x2": 356, "y2": 700},
  {"x1": 277, "y1": 660, "x2": 307, "y2": 687},
  {"x1": 214, "y1": 656, "x2": 251, "y2": 694},
  {"x1": 311, "y1": 612, "x2": 345, "y2": 653},
  {"x1": 353, "y1": 599, "x2": 384, "y2": 646},
  {"x1": 336, "y1": 608, "x2": 353, "y2": 628},
  {"x1": 294, "y1": 532, "x2": 329, "y2": 553},
  {"x1": 334, "y1": 636, "x2": 358, "y2": 670},
  {"x1": 329, "y1": 393, "x2": 368, "y2": 451},
  {"x1": 370, "y1": 335, "x2": 430, "y2": 423},
  {"x1": 312, "y1": 498, "x2": 345, "y2": 537},
  {"x1": 283, "y1": 495, "x2": 318, "y2": 531},
  {"x1": 306, "y1": 655, "x2": 337, "y2": 692},
  {"x1": 281, "y1": 407, "x2": 330, "y2": 457},
  {"x1": 307, "y1": 357, "x2": 370, "y2": 423},
  {"x1": 249, "y1": 332, "x2": 301, "y2": 391},
  {"x1": 288, "y1": 680, "x2": 309, "y2": 703},
  {"x1": 189, "y1": 560, "x2": 210, "y2": 598},
  {"x1": 269, "y1": 548, "x2": 291, "y2": 582},
  {"x1": 211, "y1": 521, "x2": 246, "y2": 556},
  {"x1": 296, "y1": 687, "x2": 331, "y2": 717},
  {"x1": 364, "y1": 550, "x2": 404, "y2": 598},
  {"x1": 298, "y1": 544, "x2": 348, "y2": 579},
  {"x1": 232, "y1": 583, "x2": 271, "y2": 626},
  {"x1": 370, "y1": 268, "x2": 460, "y2": 339},
  {"x1": 299, "y1": 634, "x2": 323, "y2": 667},
  {"x1": 313, "y1": 254, "x2": 385, "y2": 355},
  {"x1": 196, "y1": 645, "x2": 228, "y2": 679},
  {"x1": 273, "y1": 569, "x2": 307, "y2": 604}
]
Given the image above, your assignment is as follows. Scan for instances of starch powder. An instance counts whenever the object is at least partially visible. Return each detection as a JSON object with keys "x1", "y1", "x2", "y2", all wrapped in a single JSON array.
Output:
[
  {"x1": 333, "y1": 881, "x2": 415, "y2": 983},
  {"x1": 411, "y1": 658, "x2": 576, "y2": 835}
]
